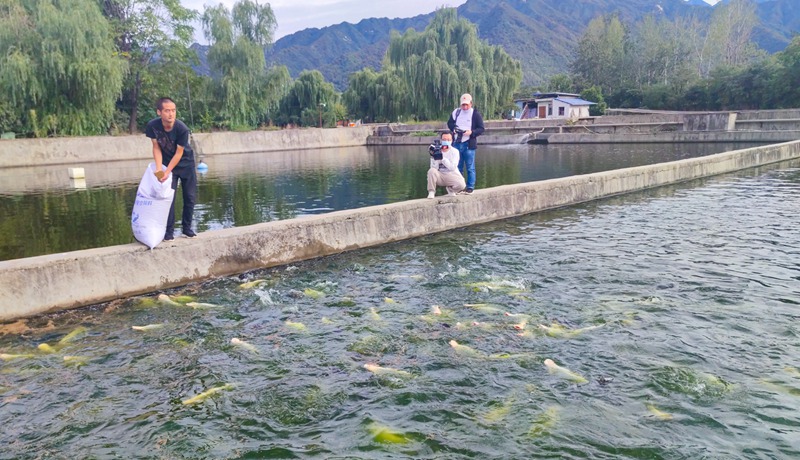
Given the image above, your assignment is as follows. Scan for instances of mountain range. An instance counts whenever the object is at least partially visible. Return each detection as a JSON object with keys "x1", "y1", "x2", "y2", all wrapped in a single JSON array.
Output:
[{"x1": 194, "y1": 0, "x2": 800, "y2": 90}]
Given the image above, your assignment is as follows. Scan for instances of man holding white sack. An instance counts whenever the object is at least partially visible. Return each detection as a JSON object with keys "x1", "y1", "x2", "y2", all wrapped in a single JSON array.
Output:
[{"x1": 145, "y1": 97, "x2": 197, "y2": 240}]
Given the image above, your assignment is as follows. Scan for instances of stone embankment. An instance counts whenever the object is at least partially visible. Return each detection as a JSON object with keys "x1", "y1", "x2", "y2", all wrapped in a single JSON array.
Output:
[{"x1": 367, "y1": 109, "x2": 800, "y2": 145}]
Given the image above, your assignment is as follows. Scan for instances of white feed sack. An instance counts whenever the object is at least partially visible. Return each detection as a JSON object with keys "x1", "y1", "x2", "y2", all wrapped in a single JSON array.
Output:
[{"x1": 131, "y1": 163, "x2": 175, "y2": 249}]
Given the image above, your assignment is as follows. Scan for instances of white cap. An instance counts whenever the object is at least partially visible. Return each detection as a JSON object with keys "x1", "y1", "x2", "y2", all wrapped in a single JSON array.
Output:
[{"x1": 460, "y1": 93, "x2": 472, "y2": 105}]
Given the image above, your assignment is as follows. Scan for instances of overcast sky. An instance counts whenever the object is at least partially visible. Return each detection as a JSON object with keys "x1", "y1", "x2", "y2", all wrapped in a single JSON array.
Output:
[{"x1": 184, "y1": 0, "x2": 466, "y2": 42}]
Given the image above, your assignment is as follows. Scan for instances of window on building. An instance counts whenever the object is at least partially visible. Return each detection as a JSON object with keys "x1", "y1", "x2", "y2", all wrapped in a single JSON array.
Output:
[
  {"x1": 548, "y1": 105, "x2": 552, "y2": 115},
  {"x1": 558, "y1": 107, "x2": 565, "y2": 116}
]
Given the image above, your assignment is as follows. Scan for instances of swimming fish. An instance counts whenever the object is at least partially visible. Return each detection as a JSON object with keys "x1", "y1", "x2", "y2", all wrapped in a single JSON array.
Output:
[
  {"x1": 63, "y1": 355, "x2": 89, "y2": 366},
  {"x1": 463, "y1": 303, "x2": 505, "y2": 314},
  {"x1": 538, "y1": 322, "x2": 603, "y2": 338},
  {"x1": 383, "y1": 297, "x2": 396, "y2": 304},
  {"x1": 431, "y1": 305, "x2": 443, "y2": 315},
  {"x1": 285, "y1": 320, "x2": 307, "y2": 332},
  {"x1": 157, "y1": 294, "x2": 182, "y2": 306},
  {"x1": 58, "y1": 326, "x2": 88, "y2": 345},
  {"x1": 0, "y1": 353, "x2": 36, "y2": 361},
  {"x1": 230, "y1": 338, "x2": 258, "y2": 353},
  {"x1": 449, "y1": 340, "x2": 483, "y2": 357},
  {"x1": 37, "y1": 343, "x2": 57, "y2": 354},
  {"x1": 543, "y1": 359, "x2": 588, "y2": 384},
  {"x1": 646, "y1": 403, "x2": 673, "y2": 420},
  {"x1": 131, "y1": 323, "x2": 165, "y2": 331},
  {"x1": 482, "y1": 396, "x2": 516, "y2": 423},
  {"x1": 363, "y1": 363, "x2": 413, "y2": 378},
  {"x1": 512, "y1": 320, "x2": 528, "y2": 330},
  {"x1": 181, "y1": 383, "x2": 235, "y2": 405},
  {"x1": 529, "y1": 406, "x2": 560, "y2": 437},
  {"x1": 186, "y1": 302, "x2": 220, "y2": 309},
  {"x1": 170, "y1": 295, "x2": 196, "y2": 304},
  {"x1": 366, "y1": 422, "x2": 410, "y2": 444},
  {"x1": 238, "y1": 279, "x2": 266, "y2": 289},
  {"x1": 369, "y1": 307, "x2": 382, "y2": 321},
  {"x1": 304, "y1": 288, "x2": 325, "y2": 299}
]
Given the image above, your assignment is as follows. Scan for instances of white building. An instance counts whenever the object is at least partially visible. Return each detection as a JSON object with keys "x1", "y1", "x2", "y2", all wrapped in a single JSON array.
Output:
[{"x1": 513, "y1": 92, "x2": 596, "y2": 120}]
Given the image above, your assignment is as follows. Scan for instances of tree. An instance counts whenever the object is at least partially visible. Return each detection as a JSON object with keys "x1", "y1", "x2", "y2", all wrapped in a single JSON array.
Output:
[
  {"x1": 374, "y1": 8, "x2": 522, "y2": 121},
  {"x1": 202, "y1": 0, "x2": 277, "y2": 128},
  {"x1": 571, "y1": 15, "x2": 626, "y2": 96},
  {"x1": 706, "y1": 0, "x2": 761, "y2": 71},
  {"x1": 278, "y1": 70, "x2": 338, "y2": 127},
  {"x1": 0, "y1": 0, "x2": 126, "y2": 136},
  {"x1": 580, "y1": 86, "x2": 606, "y2": 116},
  {"x1": 102, "y1": 0, "x2": 197, "y2": 133}
]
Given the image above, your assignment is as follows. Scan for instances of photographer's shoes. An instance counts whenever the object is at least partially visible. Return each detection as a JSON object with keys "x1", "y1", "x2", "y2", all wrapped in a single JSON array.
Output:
[
  {"x1": 427, "y1": 191, "x2": 435, "y2": 199},
  {"x1": 458, "y1": 188, "x2": 474, "y2": 195}
]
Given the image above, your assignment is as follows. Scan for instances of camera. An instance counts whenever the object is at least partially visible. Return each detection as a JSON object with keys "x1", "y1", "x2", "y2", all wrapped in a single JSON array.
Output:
[
  {"x1": 454, "y1": 129, "x2": 466, "y2": 144},
  {"x1": 429, "y1": 139, "x2": 443, "y2": 160}
]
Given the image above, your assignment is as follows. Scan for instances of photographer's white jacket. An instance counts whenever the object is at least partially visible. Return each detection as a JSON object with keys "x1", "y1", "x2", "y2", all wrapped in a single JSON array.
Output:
[{"x1": 430, "y1": 146, "x2": 461, "y2": 174}]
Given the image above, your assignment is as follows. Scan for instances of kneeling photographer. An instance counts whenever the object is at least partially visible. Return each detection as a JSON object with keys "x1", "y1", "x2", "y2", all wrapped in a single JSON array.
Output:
[{"x1": 426, "y1": 132, "x2": 466, "y2": 199}]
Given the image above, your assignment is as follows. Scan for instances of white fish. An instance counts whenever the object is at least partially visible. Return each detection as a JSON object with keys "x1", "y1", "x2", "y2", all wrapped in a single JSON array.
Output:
[
  {"x1": 186, "y1": 302, "x2": 220, "y2": 309},
  {"x1": 543, "y1": 358, "x2": 588, "y2": 384},
  {"x1": 157, "y1": 294, "x2": 182, "y2": 306},
  {"x1": 132, "y1": 323, "x2": 165, "y2": 331},
  {"x1": 230, "y1": 338, "x2": 258, "y2": 353},
  {"x1": 449, "y1": 340, "x2": 483, "y2": 357},
  {"x1": 363, "y1": 363, "x2": 413, "y2": 378},
  {"x1": 0, "y1": 353, "x2": 36, "y2": 361},
  {"x1": 646, "y1": 403, "x2": 673, "y2": 420},
  {"x1": 181, "y1": 383, "x2": 234, "y2": 405}
]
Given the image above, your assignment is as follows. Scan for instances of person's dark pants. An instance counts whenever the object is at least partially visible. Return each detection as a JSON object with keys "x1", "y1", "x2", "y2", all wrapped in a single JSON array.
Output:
[{"x1": 165, "y1": 163, "x2": 197, "y2": 236}]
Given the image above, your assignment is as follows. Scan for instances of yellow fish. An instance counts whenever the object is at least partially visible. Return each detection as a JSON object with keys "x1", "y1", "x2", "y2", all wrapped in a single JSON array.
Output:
[
  {"x1": 369, "y1": 307, "x2": 382, "y2": 321},
  {"x1": 63, "y1": 355, "x2": 89, "y2": 366},
  {"x1": 529, "y1": 406, "x2": 560, "y2": 437},
  {"x1": 449, "y1": 340, "x2": 483, "y2": 357},
  {"x1": 363, "y1": 363, "x2": 413, "y2": 378},
  {"x1": 230, "y1": 338, "x2": 258, "y2": 353},
  {"x1": 646, "y1": 403, "x2": 673, "y2": 420},
  {"x1": 186, "y1": 302, "x2": 219, "y2": 309},
  {"x1": 463, "y1": 303, "x2": 504, "y2": 314},
  {"x1": 383, "y1": 297, "x2": 396, "y2": 304},
  {"x1": 58, "y1": 326, "x2": 88, "y2": 345},
  {"x1": 0, "y1": 353, "x2": 36, "y2": 361},
  {"x1": 171, "y1": 295, "x2": 196, "y2": 304},
  {"x1": 285, "y1": 320, "x2": 307, "y2": 332},
  {"x1": 37, "y1": 343, "x2": 57, "y2": 354},
  {"x1": 543, "y1": 359, "x2": 588, "y2": 384},
  {"x1": 367, "y1": 422, "x2": 410, "y2": 444},
  {"x1": 238, "y1": 279, "x2": 266, "y2": 289},
  {"x1": 157, "y1": 294, "x2": 182, "y2": 306},
  {"x1": 304, "y1": 288, "x2": 325, "y2": 299},
  {"x1": 181, "y1": 383, "x2": 234, "y2": 405},
  {"x1": 482, "y1": 396, "x2": 515, "y2": 423}
]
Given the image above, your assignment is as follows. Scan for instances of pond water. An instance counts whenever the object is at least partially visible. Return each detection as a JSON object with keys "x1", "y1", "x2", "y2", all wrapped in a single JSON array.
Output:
[
  {"x1": 1, "y1": 162, "x2": 798, "y2": 458},
  {"x1": 0, "y1": 142, "x2": 762, "y2": 261}
]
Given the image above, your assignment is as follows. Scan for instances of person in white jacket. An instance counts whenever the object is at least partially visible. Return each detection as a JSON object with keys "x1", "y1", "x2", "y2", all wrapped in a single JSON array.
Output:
[{"x1": 427, "y1": 132, "x2": 466, "y2": 198}]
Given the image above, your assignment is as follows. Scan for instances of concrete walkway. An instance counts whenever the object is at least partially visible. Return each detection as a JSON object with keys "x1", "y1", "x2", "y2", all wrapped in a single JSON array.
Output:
[{"x1": 2, "y1": 140, "x2": 799, "y2": 321}]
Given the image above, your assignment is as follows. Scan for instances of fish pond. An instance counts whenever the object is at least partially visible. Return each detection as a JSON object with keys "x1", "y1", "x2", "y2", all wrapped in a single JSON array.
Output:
[
  {"x1": 0, "y1": 142, "x2": 762, "y2": 261},
  {"x1": 1, "y1": 161, "x2": 798, "y2": 458}
]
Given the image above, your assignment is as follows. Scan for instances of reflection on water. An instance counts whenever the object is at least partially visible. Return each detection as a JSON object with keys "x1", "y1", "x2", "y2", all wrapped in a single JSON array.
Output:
[
  {"x1": 0, "y1": 143, "x2": 765, "y2": 260},
  {"x1": 1, "y1": 164, "x2": 798, "y2": 458}
]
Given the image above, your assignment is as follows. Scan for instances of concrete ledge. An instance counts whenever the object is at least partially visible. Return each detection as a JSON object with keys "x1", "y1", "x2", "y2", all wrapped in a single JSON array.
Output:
[
  {"x1": 0, "y1": 127, "x2": 375, "y2": 168},
  {"x1": 1, "y1": 140, "x2": 799, "y2": 321},
  {"x1": 543, "y1": 131, "x2": 800, "y2": 144}
]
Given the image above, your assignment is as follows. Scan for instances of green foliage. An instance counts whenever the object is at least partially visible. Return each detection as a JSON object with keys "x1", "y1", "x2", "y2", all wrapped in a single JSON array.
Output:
[
  {"x1": 571, "y1": 14, "x2": 626, "y2": 96},
  {"x1": 547, "y1": 74, "x2": 575, "y2": 93},
  {"x1": 278, "y1": 70, "x2": 339, "y2": 127},
  {"x1": 580, "y1": 86, "x2": 606, "y2": 116},
  {"x1": 344, "y1": 8, "x2": 521, "y2": 123},
  {"x1": 0, "y1": 0, "x2": 126, "y2": 136},
  {"x1": 202, "y1": 0, "x2": 277, "y2": 129},
  {"x1": 102, "y1": 0, "x2": 198, "y2": 133}
]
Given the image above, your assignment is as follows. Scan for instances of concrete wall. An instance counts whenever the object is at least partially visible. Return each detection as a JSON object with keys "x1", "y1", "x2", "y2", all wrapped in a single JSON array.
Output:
[
  {"x1": 0, "y1": 127, "x2": 374, "y2": 168},
  {"x1": 2, "y1": 140, "x2": 799, "y2": 321}
]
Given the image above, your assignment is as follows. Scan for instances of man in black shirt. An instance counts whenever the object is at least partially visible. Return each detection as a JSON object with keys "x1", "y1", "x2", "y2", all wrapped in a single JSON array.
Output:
[{"x1": 145, "y1": 97, "x2": 197, "y2": 240}]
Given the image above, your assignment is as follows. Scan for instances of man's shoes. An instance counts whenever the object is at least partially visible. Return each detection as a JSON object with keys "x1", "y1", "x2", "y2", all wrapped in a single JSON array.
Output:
[
  {"x1": 163, "y1": 232, "x2": 175, "y2": 241},
  {"x1": 427, "y1": 191, "x2": 435, "y2": 199},
  {"x1": 459, "y1": 188, "x2": 473, "y2": 195},
  {"x1": 182, "y1": 229, "x2": 197, "y2": 238}
]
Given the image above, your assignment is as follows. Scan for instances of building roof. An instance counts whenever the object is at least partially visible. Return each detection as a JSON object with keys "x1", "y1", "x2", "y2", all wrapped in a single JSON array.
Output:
[{"x1": 554, "y1": 97, "x2": 596, "y2": 106}]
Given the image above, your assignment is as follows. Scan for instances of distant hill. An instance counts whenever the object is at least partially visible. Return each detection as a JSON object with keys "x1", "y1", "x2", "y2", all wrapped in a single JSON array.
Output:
[{"x1": 194, "y1": 0, "x2": 800, "y2": 90}]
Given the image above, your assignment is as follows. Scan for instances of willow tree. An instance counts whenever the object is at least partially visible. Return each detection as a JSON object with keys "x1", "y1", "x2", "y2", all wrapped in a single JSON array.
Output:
[
  {"x1": 202, "y1": 0, "x2": 276, "y2": 128},
  {"x1": 102, "y1": 0, "x2": 197, "y2": 133},
  {"x1": 277, "y1": 70, "x2": 339, "y2": 127},
  {"x1": 0, "y1": 0, "x2": 126, "y2": 136},
  {"x1": 382, "y1": 8, "x2": 521, "y2": 120},
  {"x1": 343, "y1": 67, "x2": 406, "y2": 123}
]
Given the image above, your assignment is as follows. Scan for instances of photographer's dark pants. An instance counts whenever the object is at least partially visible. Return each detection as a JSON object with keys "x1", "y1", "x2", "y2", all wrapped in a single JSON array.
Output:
[{"x1": 165, "y1": 163, "x2": 197, "y2": 236}]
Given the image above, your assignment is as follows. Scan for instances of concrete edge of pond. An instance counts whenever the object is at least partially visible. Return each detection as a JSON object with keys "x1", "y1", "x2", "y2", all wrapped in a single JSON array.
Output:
[{"x1": 2, "y1": 140, "x2": 799, "y2": 321}]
